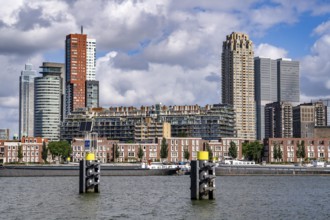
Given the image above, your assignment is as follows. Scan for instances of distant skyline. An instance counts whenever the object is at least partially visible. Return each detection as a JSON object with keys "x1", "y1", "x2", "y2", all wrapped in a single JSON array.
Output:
[{"x1": 1, "y1": 0, "x2": 330, "y2": 136}]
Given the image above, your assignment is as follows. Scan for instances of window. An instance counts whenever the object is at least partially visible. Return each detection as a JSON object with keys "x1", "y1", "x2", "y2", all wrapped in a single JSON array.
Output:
[
  {"x1": 171, "y1": 152, "x2": 178, "y2": 157},
  {"x1": 128, "y1": 152, "x2": 135, "y2": 157}
]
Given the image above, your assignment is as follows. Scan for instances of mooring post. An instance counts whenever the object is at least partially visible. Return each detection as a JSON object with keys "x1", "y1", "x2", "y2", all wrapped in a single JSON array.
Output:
[
  {"x1": 79, "y1": 152, "x2": 100, "y2": 193},
  {"x1": 190, "y1": 151, "x2": 216, "y2": 200}
]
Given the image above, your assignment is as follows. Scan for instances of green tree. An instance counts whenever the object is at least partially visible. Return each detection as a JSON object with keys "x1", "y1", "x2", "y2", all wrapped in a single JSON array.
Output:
[
  {"x1": 17, "y1": 145, "x2": 23, "y2": 163},
  {"x1": 205, "y1": 143, "x2": 213, "y2": 161},
  {"x1": 138, "y1": 145, "x2": 144, "y2": 162},
  {"x1": 41, "y1": 141, "x2": 48, "y2": 163},
  {"x1": 242, "y1": 142, "x2": 249, "y2": 159},
  {"x1": 296, "y1": 141, "x2": 306, "y2": 164},
  {"x1": 273, "y1": 143, "x2": 279, "y2": 162},
  {"x1": 244, "y1": 141, "x2": 263, "y2": 163},
  {"x1": 114, "y1": 144, "x2": 119, "y2": 162},
  {"x1": 160, "y1": 137, "x2": 168, "y2": 162},
  {"x1": 48, "y1": 141, "x2": 72, "y2": 163},
  {"x1": 177, "y1": 131, "x2": 188, "y2": 137},
  {"x1": 184, "y1": 147, "x2": 190, "y2": 161},
  {"x1": 278, "y1": 145, "x2": 283, "y2": 161},
  {"x1": 228, "y1": 141, "x2": 238, "y2": 159}
]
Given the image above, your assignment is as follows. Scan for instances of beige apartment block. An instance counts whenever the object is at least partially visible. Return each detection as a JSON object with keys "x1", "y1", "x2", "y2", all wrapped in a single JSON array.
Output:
[{"x1": 222, "y1": 32, "x2": 255, "y2": 140}]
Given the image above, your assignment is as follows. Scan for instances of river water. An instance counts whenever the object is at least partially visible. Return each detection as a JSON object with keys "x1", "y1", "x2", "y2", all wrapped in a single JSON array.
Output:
[{"x1": 0, "y1": 176, "x2": 329, "y2": 220}]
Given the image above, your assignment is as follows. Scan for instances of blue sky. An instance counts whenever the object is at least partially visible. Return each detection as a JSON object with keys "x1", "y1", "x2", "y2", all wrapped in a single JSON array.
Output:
[{"x1": 1, "y1": 0, "x2": 330, "y2": 136}]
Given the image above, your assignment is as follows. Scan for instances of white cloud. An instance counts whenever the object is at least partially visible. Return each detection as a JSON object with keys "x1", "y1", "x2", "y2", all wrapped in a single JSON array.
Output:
[
  {"x1": 96, "y1": 52, "x2": 220, "y2": 107},
  {"x1": 255, "y1": 43, "x2": 288, "y2": 59}
]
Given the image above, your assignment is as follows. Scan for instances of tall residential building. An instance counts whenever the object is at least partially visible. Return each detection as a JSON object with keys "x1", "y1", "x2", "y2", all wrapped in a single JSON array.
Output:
[
  {"x1": 222, "y1": 32, "x2": 255, "y2": 140},
  {"x1": 86, "y1": 80, "x2": 99, "y2": 108},
  {"x1": 65, "y1": 33, "x2": 87, "y2": 115},
  {"x1": 19, "y1": 64, "x2": 37, "y2": 139},
  {"x1": 255, "y1": 57, "x2": 300, "y2": 140},
  {"x1": 65, "y1": 31, "x2": 96, "y2": 115},
  {"x1": 312, "y1": 99, "x2": 329, "y2": 126},
  {"x1": 293, "y1": 102, "x2": 326, "y2": 138},
  {"x1": 34, "y1": 64, "x2": 62, "y2": 141},
  {"x1": 86, "y1": 38, "x2": 96, "y2": 80},
  {"x1": 277, "y1": 58, "x2": 300, "y2": 104},
  {"x1": 265, "y1": 101, "x2": 293, "y2": 138}
]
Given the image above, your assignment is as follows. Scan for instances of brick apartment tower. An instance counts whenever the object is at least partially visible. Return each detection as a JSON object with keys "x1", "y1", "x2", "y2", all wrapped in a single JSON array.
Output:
[
  {"x1": 65, "y1": 33, "x2": 87, "y2": 115},
  {"x1": 222, "y1": 32, "x2": 255, "y2": 140}
]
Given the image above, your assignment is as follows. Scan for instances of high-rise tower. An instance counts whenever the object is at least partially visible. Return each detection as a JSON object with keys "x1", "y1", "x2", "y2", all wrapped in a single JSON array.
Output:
[
  {"x1": 65, "y1": 30, "x2": 97, "y2": 115},
  {"x1": 255, "y1": 57, "x2": 299, "y2": 140},
  {"x1": 65, "y1": 33, "x2": 87, "y2": 115},
  {"x1": 19, "y1": 64, "x2": 37, "y2": 139},
  {"x1": 34, "y1": 63, "x2": 62, "y2": 141},
  {"x1": 222, "y1": 32, "x2": 255, "y2": 140}
]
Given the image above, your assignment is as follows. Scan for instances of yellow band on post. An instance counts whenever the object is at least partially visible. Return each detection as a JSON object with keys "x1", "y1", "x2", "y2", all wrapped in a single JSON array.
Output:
[
  {"x1": 197, "y1": 151, "x2": 209, "y2": 161},
  {"x1": 85, "y1": 152, "x2": 95, "y2": 161}
]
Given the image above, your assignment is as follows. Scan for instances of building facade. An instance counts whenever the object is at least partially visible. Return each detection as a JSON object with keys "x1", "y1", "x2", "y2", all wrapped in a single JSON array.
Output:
[
  {"x1": 0, "y1": 137, "x2": 48, "y2": 163},
  {"x1": 254, "y1": 57, "x2": 300, "y2": 140},
  {"x1": 264, "y1": 138, "x2": 330, "y2": 163},
  {"x1": 222, "y1": 32, "x2": 255, "y2": 140},
  {"x1": 0, "y1": 129, "x2": 10, "y2": 140},
  {"x1": 86, "y1": 80, "x2": 99, "y2": 108},
  {"x1": 19, "y1": 64, "x2": 37, "y2": 139},
  {"x1": 312, "y1": 99, "x2": 330, "y2": 126},
  {"x1": 60, "y1": 104, "x2": 236, "y2": 142},
  {"x1": 277, "y1": 58, "x2": 300, "y2": 104},
  {"x1": 71, "y1": 137, "x2": 243, "y2": 163},
  {"x1": 254, "y1": 57, "x2": 278, "y2": 140},
  {"x1": 86, "y1": 38, "x2": 96, "y2": 80},
  {"x1": 265, "y1": 102, "x2": 293, "y2": 138},
  {"x1": 34, "y1": 64, "x2": 62, "y2": 141},
  {"x1": 42, "y1": 62, "x2": 65, "y2": 121},
  {"x1": 65, "y1": 33, "x2": 87, "y2": 115},
  {"x1": 293, "y1": 102, "x2": 326, "y2": 138}
]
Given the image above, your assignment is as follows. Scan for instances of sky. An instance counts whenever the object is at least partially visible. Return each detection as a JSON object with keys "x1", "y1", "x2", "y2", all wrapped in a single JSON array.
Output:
[{"x1": 1, "y1": 0, "x2": 330, "y2": 137}]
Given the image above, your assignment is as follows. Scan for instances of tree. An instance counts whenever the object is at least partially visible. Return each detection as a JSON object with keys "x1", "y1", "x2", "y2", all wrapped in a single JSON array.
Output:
[
  {"x1": 242, "y1": 142, "x2": 249, "y2": 159},
  {"x1": 114, "y1": 144, "x2": 119, "y2": 162},
  {"x1": 184, "y1": 147, "x2": 190, "y2": 161},
  {"x1": 228, "y1": 141, "x2": 238, "y2": 159},
  {"x1": 42, "y1": 141, "x2": 48, "y2": 163},
  {"x1": 48, "y1": 141, "x2": 72, "y2": 163},
  {"x1": 160, "y1": 137, "x2": 168, "y2": 162},
  {"x1": 273, "y1": 144, "x2": 278, "y2": 162},
  {"x1": 138, "y1": 145, "x2": 144, "y2": 162},
  {"x1": 243, "y1": 141, "x2": 263, "y2": 163},
  {"x1": 17, "y1": 145, "x2": 23, "y2": 163},
  {"x1": 278, "y1": 146, "x2": 283, "y2": 161},
  {"x1": 205, "y1": 143, "x2": 213, "y2": 162},
  {"x1": 296, "y1": 141, "x2": 306, "y2": 164}
]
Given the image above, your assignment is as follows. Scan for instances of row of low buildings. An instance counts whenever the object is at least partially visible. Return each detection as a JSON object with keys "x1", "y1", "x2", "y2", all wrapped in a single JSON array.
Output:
[{"x1": 1, "y1": 136, "x2": 330, "y2": 164}]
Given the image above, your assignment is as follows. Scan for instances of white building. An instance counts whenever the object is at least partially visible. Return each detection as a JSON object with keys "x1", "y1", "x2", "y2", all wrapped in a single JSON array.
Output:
[{"x1": 86, "y1": 38, "x2": 96, "y2": 80}]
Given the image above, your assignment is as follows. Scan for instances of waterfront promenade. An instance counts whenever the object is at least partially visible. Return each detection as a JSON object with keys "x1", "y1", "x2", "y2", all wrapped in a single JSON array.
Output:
[{"x1": 1, "y1": 164, "x2": 330, "y2": 177}]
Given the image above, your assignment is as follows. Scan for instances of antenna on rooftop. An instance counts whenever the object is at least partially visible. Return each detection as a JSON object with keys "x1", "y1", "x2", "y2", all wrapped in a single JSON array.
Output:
[{"x1": 81, "y1": 25, "x2": 83, "y2": 34}]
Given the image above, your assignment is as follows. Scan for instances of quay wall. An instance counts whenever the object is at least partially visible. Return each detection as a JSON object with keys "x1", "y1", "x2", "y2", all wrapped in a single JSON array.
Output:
[{"x1": 1, "y1": 165, "x2": 330, "y2": 177}]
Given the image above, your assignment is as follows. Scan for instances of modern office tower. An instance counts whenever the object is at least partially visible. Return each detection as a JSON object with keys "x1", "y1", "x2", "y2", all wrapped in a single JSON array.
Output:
[
  {"x1": 86, "y1": 38, "x2": 96, "y2": 80},
  {"x1": 42, "y1": 62, "x2": 65, "y2": 120},
  {"x1": 19, "y1": 64, "x2": 37, "y2": 139},
  {"x1": 34, "y1": 64, "x2": 62, "y2": 141},
  {"x1": 265, "y1": 102, "x2": 293, "y2": 138},
  {"x1": 65, "y1": 33, "x2": 87, "y2": 115},
  {"x1": 277, "y1": 58, "x2": 300, "y2": 104},
  {"x1": 293, "y1": 102, "x2": 326, "y2": 138},
  {"x1": 222, "y1": 32, "x2": 255, "y2": 140},
  {"x1": 86, "y1": 80, "x2": 99, "y2": 108},
  {"x1": 0, "y1": 129, "x2": 9, "y2": 140},
  {"x1": 254, "y1": 57, "x2": 278, "y2": 140},
  {"x1": 254, "y1": 57, "x2": 300, "y2": 140}
]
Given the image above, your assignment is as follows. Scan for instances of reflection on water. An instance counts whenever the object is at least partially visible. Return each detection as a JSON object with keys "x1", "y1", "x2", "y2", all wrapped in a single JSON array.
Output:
[{"x1": 0, "y1": 176, "x2": 329, "y2": 219}]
